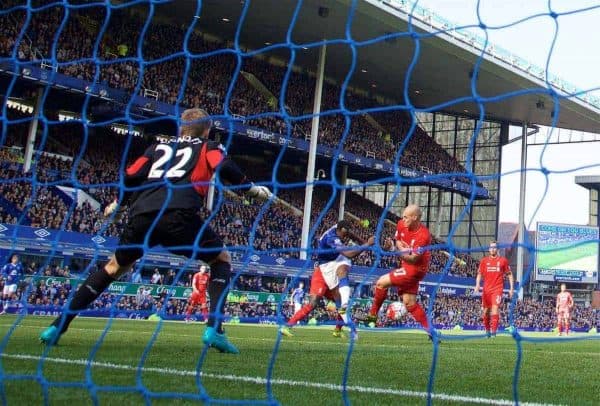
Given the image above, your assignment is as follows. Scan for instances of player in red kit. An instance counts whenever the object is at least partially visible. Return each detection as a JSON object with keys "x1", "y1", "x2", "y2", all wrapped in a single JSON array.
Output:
[
  {"x1": 555, "y1": 283, "x2": 574, "y2": 336},
  {"x1": 365, "y1": 204, "x2": 435, "y2": 340},
  {"x1": 186, "y1": 265, "x2": 210, "y2": 322},
  {"x1": 475, "y1": 241, "x2": 514, "y2": 338}
]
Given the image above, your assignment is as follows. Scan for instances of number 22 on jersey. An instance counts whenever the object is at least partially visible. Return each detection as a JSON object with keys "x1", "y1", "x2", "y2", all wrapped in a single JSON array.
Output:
[{"x1": 148, "y1": 144, "x2": 193, "y2": 179}]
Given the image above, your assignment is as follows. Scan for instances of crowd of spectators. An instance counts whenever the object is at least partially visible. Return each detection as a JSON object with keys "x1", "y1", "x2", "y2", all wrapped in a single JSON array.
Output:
[
  {"x1": 0, "y1": 123, "x2": 479, "y2": 276},
  {"x1": 0, "y1": 2, "x2": 475, "y2": 181},
  {"x1": 2, "y1": 3, "x2": 485, "y2": 278}
]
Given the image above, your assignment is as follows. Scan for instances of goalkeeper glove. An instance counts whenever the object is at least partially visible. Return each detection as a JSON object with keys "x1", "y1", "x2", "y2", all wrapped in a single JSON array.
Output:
[
  {"x1": 104, "y1": 200, "x2": 125, "y2": 222},
  {"x1": 247, "y1": 184, "x2": 273, "y2": 200}
]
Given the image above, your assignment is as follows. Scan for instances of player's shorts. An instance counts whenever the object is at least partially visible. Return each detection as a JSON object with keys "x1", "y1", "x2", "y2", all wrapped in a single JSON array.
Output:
[
  {"x1": 388, "y1": 267, "x2": 426, "y2": 295},
  {"x1": 315, "y1": 255, "x2": 352, "y2": 290},
  {"x1": 557, "y1": 309, "x2": 570, "y2": 319},
  {"x1": 189, "y1": 291, "x2": 207, "y2": 306},
  {"x1": 2, "y1": 284, "x2": 17, "y2": 296},
  {"x1": 116, "y1": 208, "x2": 224, "y2": 265},
  {"x1": 294, "y1": 302, "x2": 302, "y2": 313},
  {"x1": 482, "y1": 290, "x2": 503, "y2": 308},
  {"x1": 309, "y1": 259, "x2": 352, "y2": 299}
]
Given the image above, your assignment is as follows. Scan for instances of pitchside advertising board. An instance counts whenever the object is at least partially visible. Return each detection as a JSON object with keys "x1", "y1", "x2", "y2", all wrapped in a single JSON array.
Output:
[{"x1": 535, "y1": 222, "x2": 599, "y2": 284}]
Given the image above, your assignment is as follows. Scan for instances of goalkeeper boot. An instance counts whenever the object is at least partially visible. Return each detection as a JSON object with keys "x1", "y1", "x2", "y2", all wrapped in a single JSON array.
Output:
[
  {"x1": 280, "y1": 326, "x2": 294, "y2": 337},
  {"x1": 39, "y1": 325, "x2": 61, "y2": 346},
  {"x1": 202, "y1": 327, "x2": 239, "y2": 354}
]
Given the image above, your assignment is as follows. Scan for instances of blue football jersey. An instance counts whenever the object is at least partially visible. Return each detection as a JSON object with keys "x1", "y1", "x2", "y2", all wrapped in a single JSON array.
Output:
[
  {"x1": 2, "y1": 262, "x2": 23, "y2": 285},
  {"x1": 316, "y1": 225, "x2": 346, "y2": 262}
]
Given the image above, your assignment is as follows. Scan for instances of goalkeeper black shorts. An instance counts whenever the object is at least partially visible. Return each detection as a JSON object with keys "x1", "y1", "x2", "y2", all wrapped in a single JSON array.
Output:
[{"x1": 115, "y1": 208, "x2": 224, "y2": 265}]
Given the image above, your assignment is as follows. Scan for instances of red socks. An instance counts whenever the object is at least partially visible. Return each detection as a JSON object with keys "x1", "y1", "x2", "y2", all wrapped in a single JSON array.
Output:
[
  {"x1": 483, "y1": 313, "x2": 490, "y2": 331},
  {"x1": 407, "y1": 303, "x2": 429, "y2": 331},
  {"x1": 490, "y1": 314, "x2": 499, "y2": 334},
  {"x1": 369, "y1": 287, "x2": 387, "y2": 316},
  {"x1": 287, "y1": 304, "x2": 314, "y2": 326}
]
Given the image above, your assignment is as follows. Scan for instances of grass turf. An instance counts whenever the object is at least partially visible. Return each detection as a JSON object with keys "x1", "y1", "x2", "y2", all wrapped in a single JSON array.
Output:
[{"x1": 0, "y1": 316, "x2": 598, "y2": 405}]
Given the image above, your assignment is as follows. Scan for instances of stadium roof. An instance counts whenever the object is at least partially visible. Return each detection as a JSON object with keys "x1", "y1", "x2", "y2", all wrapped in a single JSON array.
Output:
[
  {"x1": 575, "y1": 175, "x2": 600, "y2": 191},
  {"x1": 161, "y1": 0, "x2": 600, "y2": 134}
]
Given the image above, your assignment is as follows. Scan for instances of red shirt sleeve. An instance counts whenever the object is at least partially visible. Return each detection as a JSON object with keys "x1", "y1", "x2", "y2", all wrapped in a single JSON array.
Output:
[
  {"x1": 394, "y1": 221, "x2": 403, "y2": 240},
  {"x1": 503, "y1": 258, "x2": 511, "y2": 274},
  {"x1": 205, "y1": 149, "x2": 224, "y2": 170}
]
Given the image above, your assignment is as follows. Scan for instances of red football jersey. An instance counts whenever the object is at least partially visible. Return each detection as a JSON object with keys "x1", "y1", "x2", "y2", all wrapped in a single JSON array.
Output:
[
  {"x1": 556, "y1": 291, "x2": 573, "y2": 310},
  {"x1": 193, "y1": 272, "x2": 209, "y2": 292},
  {"x1": 478, "y1": 256, "x2": 511, "y2": 292},
  {"x1": 394, "y1": 221, "x2": 432, "y2": 273}
]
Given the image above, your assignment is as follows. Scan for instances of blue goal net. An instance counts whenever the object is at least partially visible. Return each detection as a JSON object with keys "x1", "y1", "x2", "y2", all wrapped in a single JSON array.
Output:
[{"x1": 0, "y1": 0, "x2": 598, "y2": 405}]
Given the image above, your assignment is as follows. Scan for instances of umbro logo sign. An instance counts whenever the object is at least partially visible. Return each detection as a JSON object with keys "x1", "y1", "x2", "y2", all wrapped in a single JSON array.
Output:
[{"x1": 34, "y1": 229, "x2": 50, "y2": 238}]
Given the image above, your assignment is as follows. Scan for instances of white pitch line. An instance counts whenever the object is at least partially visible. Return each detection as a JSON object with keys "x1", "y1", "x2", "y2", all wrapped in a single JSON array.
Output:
[{"x1": 1, "y1": 353, "x2": 561, "y2": 406}]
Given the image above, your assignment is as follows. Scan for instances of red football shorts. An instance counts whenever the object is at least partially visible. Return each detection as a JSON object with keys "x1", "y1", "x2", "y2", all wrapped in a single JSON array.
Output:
[
  {"x1": 189, "y1": 291, "x2": 207, "y2": 306},
  {"x1": 309, "y1": 267, "x2": 332, "y2": 298},
  {"x1": 388, "y1": 267, "x2": 426, "y2": 295},
  {"x1": 557, "y1": 309, "x2": 570, "y2": 319},
  {"x1": 482, "y1": 290, "x2": 503, "y2": 308}
]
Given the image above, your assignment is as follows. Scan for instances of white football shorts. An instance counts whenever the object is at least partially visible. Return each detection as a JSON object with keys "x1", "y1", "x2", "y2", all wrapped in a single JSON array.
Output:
[{"x1": 317, "y1": 255, "x2": 352, "y2": 290}]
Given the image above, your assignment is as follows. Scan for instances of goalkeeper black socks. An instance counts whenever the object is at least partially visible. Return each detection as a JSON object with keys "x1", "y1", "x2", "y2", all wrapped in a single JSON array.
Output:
[
  {"x1": 52, "y1": 269, "x2": 115, "y2": 334},
  {"x1": 207, "y1": 261, "x2": 231, "y2": 334}
]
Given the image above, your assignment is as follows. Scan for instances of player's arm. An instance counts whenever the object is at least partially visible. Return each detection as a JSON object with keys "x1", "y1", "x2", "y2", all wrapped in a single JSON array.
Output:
[
  {"x1": 507, "y1": 269, "x2": 514, "y2": 298},
  {"x1": 397, "y1": 234, "x2": 429, "y2": 264},
  {"x1": 204, "y1": 142, "x2": 272, "y2": 200},
  {"x1": 555, "y1": 295, "x2": 560, "y2": 313},
  {"x1": 474, "y1": 270, "x2": 482, "y2": 293},
  {"x1": 568, "y1": 293, "x2": 574, "y2": 310},
  {"x1": 105, "y1": 145, "x2": 155, "y2": 217},
  {"x1": 340, "y1": 232, "x2": 375, "y2": 258},
  {"x1": 191, "y1": 274, "x2": 199, "y2": 294},
  {"x1": 124, "y1": 145, "x2": 154, "y2": 188}
]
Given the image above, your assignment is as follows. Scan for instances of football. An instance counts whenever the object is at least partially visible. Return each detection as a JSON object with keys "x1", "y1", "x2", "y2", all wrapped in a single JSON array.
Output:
[{"x1": 386, "y1": 301, "x2": 407, "y2": 320}]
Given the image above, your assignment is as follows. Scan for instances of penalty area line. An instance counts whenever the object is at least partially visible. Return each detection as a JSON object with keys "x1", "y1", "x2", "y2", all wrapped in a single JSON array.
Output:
[{"x1": 2, "y1": 353, "x2": 560, "y2": 406}]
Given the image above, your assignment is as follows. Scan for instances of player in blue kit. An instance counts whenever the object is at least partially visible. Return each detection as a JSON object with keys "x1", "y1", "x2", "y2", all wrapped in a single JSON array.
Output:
[
  {"x1": 1, "y1": 254, "x2": 24, "y2": 314},
  {"x1": 280, "y1": 221, "x2": 374, "y2": 338}
]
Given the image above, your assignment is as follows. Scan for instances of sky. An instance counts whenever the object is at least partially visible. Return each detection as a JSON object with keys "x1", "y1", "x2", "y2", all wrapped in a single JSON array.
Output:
[{"x1": 415, "y1": 0, "x2": 600, "y2": 228}]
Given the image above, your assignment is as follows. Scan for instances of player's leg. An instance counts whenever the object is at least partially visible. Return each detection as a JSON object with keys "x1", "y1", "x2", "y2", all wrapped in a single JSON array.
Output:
[
  {"x1": 0, "y1": 286, "x2": 10, "y2": 313},
  {"x1": 481, "y1": 292, "x2": 491, "y2": 337},
  {"x1": 482, "y1": 307, "x2": 491, "y2": 337},
  {"x1": 401, "y1": 292, "x2": 430, "y2": 332},
  {"x1": 1, "y1": 286, "x2": 10, "y2": 313},
  {"x1": 557, "y1": 312, "x2": 563, "y2": 335},
  {"x1": 40, "y1": 213, "x2": 149, "y2": 345},
  {"x1": 489, "y1": 293, "x2": 502, "y2": 336},
  {"x1": 564, "y1": 313, "x2": 571, "y2": 335},
  {"x1": 202, "y1": 250, "x2": 239, "y2": 353},
  {"x1": 336, "y1": 263, "x2": 351, "y2": 325},
  {"x1": 200, "y1": 299, "x2": 209, "y2": 321},
  {"x1": 6, "y1": 285, "x2": 17, "y2": 312},
  {"x1": 185, "y1": 296, "x2": 197, "y2": 321},
  {"x1": 330, "y1": 288, "x2": 345, "y2": 337},
  {"x1": 164, "y1": 211, "x2": 238, "y2": 353},
  {"x1": 281, "y1": 268, "x2": 326, "y2": 336},
  {"x1": 41, "y1": 254, "x2": 136, "y2": 345},
  {"x1": 367, "y1": 272, "x2": 393, "y2": 322}
]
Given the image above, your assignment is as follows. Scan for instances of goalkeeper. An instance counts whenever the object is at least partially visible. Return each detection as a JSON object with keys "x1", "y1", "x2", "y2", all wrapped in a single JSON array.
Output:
[{"x1": 40, "y1": 108, "x2": 272, "y2": 354}]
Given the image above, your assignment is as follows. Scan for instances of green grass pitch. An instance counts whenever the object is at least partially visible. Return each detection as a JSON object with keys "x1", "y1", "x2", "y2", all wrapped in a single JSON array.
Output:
[
  {"x1": 0, "y1": 316, "x2": 598, "y2": 405},
  {"x1": 536, "y1": 242, "x2": 597, "y2": 270}
]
